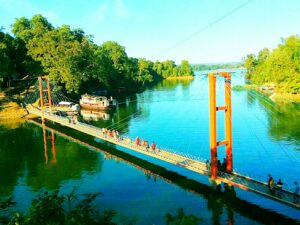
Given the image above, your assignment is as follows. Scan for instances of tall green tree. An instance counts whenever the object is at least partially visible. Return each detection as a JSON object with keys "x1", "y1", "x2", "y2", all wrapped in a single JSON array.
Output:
[
  {"x1": 0, "y1": 30, "x2": 12, "y2": 85},
  {"x1": 179, "y1": 60, "x2": 193, "y2": 76},
  {"x1": 137, "y1": 58, "x2": 153, "y2": 84},
  {"x1": 12, "y1": 15, "x2": 97, "y2": 92},
  {"x1": 245, "y1": 35, "x2": 300, "y2": 94}
]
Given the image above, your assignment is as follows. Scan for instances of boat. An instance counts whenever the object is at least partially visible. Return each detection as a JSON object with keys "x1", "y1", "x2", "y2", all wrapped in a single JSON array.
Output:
[
  {"x1": 52, "y1": 101, "x2": 80, "y2": 115},
  {"x1": 79, "y1": 94, "x2": 117, "y2": 110}
]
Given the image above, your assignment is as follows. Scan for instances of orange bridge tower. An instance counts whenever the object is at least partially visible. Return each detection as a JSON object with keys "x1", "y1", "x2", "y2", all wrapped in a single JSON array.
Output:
[{"x1": 208, "y1": 72, "x2": 232, "y2": 179}]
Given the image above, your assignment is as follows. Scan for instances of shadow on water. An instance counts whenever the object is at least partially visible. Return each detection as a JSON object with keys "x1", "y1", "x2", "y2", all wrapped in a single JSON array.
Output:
[{"x1": 31, "y1": 119, "x2": 299, "y2": 225}]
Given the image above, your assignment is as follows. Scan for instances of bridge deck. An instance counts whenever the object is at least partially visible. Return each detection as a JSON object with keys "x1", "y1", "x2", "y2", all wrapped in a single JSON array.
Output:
[{"x1": 27, "y1": 105, "x2": 300, "y2": 209}]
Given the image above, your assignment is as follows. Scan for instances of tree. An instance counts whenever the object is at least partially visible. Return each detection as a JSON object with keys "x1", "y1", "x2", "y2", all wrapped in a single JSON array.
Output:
[
  {"x1": 137, "y1": 58, "x2": 153, "y2": 84},
  {"x1": 165, "y1": 208, "x2": 202, "y2": 225},
  {"x1": 6, "y1": 14, "x2": 196, "y2": 93},
  {"x1": 244, "y1": 35, "x2": 300, "y2": 94},
  {"x1": 95, "y1": 41, "x2": 130, "y2": 88},
  {"x1": 4, "y1": 191, "x2": 117, "y2": 225},
  {"x1": 0, "y1": 33, "x2": 12, "y2": 85},
  {"x1": 179, "y1": 60, "x2": 193, "y2": 76},
  {"x1": 12, "y1": 15, "x2": 98, "y2": 93},
  {"x1": 244, "y1": 54, "x2": 257, "y2": 79},
  {"x1": 162, "y1": 60, "x2": 176, "y2": 78}
]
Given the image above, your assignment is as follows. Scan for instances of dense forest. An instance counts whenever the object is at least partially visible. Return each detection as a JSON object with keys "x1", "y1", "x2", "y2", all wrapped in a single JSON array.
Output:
[
  {"x1": 191, "y1": 62, "x2": 242, "y2": 71},
  {"x1": 244, "y1": 35, "x2": 300, "y2": 94},
  {"x1": 0, "y1": 14, "x2": 194, "y2": 94}
]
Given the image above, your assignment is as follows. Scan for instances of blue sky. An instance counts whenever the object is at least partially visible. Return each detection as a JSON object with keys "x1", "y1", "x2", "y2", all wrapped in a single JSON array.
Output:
[{"x1": 1, "y1": 0, "x2": 300, "y2": 64}]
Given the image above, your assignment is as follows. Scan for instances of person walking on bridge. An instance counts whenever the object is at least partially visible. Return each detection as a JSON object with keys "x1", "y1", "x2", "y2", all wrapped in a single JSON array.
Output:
[
  {"x1": 151, "y1": 141, "x2": 156, "y2": 151},
  {"x1": 135, "y1": 136, "x2": 140, "y2": 146},
  {"x1": 276, "y1": 178, "x2": 283, "y2": 196},
  {"x1": 267, "y1": 174, "x2": 274, "y2": 189}
]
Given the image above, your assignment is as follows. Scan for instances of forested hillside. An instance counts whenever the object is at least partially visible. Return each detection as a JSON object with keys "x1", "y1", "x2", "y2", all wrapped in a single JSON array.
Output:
[
  {"x1": 0, "y1": 15, "x2": 194, "y2": 93},
  {"x1": 191, "y1": 62, "x2": 242, "y2": 71},
  {"x1": 244, "y1": 35, "x2": 300, "y2": 94}
]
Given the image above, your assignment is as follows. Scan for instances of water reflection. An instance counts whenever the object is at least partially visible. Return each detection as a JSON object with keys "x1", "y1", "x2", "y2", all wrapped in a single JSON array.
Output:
[
  {"x1": 80, "y1": 109, "x2": 111, "y2": 121},
  {"x1": 82, "y1": 95, "x2": 142, "y2": 134},
  {"x1": 267, "y1": 104, "x2": 300, "y2": 146},
  {"x1": 35, "y1": 120, "x2": 300, "y2": 225},
  {"x1": 154, "y1": 79, "x2": 193, "y2": 91},
  {"x1": 37, "y1": 120, "x2": 237, "y2": 225},
  {"x1": 0, "y1": 124, "x2": 29, "y2": 196},
  {"x1": 0, "y1": 121, "x2": 102, "y2": 195},
  {"x1": 246, "y1": 90, "x2": 300, "y2": 147}
]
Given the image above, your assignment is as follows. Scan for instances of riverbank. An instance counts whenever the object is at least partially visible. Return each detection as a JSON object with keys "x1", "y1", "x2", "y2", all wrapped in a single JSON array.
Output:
[
  {"x1": 0, "y1": 92, "x2": 37, "y2": 128},
  {"x1": 166, "y1": 76, "x2": 194, "y2": 80},
  {"x1": 232, "y1": 84, "x2": 300, "y2": 103}
]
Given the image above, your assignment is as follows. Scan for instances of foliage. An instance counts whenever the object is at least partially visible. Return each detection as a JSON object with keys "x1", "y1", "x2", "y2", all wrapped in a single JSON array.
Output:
[
  {"x1": 0, "y1": 14, "x2": 194, "y2": 93},
  {"x1": 0, "y1": 193, "x2": 203, "y2": 225},
  {"x1": 0, "y1": 31, "x2": 12, "y2": 85},
  {"x1": 165, "y1": 208, "x2": 202, "y2": 225},
  {"x1": 0, "y1": 197, "x2": 16, "y2": 224},
  {"x1": 244, "y1": 35, "x2": 300, "y2": 94},
  {"x1": 0, "y1": 20, "x2": 43, "y2": 87},
  {"x1": 0, "y1": 191, "x2": 117, "y2": 225},
  {"x1": 191, "y1": 62, "x2": 243, "y2": 71}
]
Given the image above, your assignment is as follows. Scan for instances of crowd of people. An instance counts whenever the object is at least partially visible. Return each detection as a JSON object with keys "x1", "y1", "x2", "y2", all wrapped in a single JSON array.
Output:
[
  {"x1": 205, "y1": 158, "x2": 228, "y2": 173},
  {"x1": 135, "y1": 136, "x2": 157, "y2": 152},
  {"x1": 99, "y1": 128, "x2": 158, "y2": 153},
  {"x1": 101, "y1": 128, "x2": 120, "y2": 140}
]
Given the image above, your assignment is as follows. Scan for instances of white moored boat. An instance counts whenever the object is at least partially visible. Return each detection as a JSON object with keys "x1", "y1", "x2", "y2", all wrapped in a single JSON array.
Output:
[
  {"x1": 52, "y1": 101, "x2": 80, "y2": 115},
  {"x1": 79, "y1": 94, "x2": 117, "y2": 110}
]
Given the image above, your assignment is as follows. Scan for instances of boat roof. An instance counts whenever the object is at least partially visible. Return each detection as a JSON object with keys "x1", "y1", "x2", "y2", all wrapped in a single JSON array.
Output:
[
  {"x1": 81, "y1": 94, "x2": 108, "y2": 99},
  {"x1": 58, "y1": 101, "x2": 74, "y2": 106}
]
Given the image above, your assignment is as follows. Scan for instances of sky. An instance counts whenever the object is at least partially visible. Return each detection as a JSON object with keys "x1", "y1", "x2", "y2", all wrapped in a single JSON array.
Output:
[{"x1": 1, "y1": 0, "x2": 300, "y2": 64}]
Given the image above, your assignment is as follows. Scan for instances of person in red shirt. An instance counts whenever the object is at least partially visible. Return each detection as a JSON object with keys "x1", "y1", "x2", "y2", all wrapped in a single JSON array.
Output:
[
  {"x1": 151, "y1": 141, "x2": 156, "y2": 151},
  {"x1": 135, "y1": 136, "x2": 140, "y2": 146}
]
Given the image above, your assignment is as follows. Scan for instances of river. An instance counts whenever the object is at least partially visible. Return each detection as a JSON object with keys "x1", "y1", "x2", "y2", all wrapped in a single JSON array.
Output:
[{"x1": 0, "y1": 69, "x2": 299, "y2": 224}]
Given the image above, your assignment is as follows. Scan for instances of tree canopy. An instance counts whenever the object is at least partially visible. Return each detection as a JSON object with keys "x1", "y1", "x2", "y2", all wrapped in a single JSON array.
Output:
[
  {"x1": 244, "y1": 35, "x2": 300, "y2": 94},
  {"x1": 0, "y1": 14, "x2": 194, "y2": 93}
]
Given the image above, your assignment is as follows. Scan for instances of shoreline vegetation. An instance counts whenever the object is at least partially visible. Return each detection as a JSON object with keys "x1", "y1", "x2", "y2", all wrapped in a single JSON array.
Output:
[
  {"x1": 0, "y1": 91, "x2": 37, "y2": 128},
  {"x1": 0, "y1": 14, "x2": 194, "y2": 97},
  {"x1": 233, "y1": 83, "x2": 300, "y2": 104},
  {"x1": 165, "y1": 75, "x2": 194, "y2": 80},
  {"x1": 0, "y1": 191, "x2": 201, "y2": 225},
  {"x1": 244, "y1": 35, "x2": 300, "y2": 103},
  {"x1": 0, "y1": 14, "x2": 194, "y2": 125},
  {"x1": 191, "y1": 62, "x2": 243, "y2": 71}
]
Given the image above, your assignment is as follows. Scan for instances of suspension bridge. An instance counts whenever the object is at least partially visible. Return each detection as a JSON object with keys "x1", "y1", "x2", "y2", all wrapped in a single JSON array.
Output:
[{"x1": 23, "y1": 74, "x2": 300, "y2": 210}]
